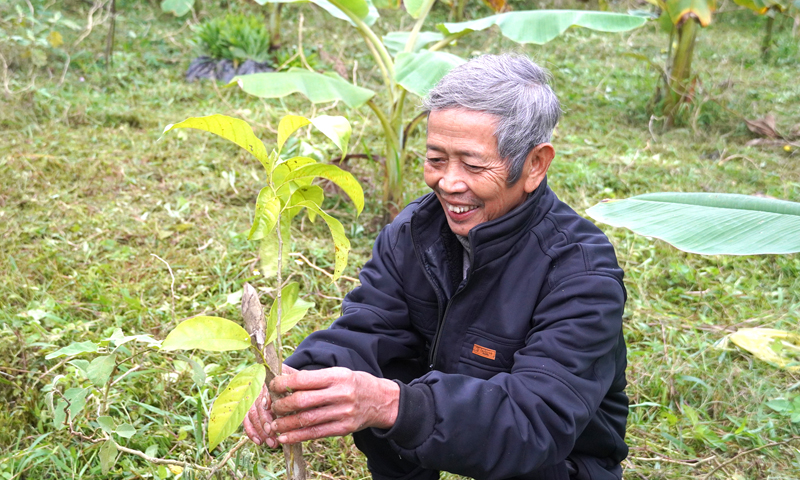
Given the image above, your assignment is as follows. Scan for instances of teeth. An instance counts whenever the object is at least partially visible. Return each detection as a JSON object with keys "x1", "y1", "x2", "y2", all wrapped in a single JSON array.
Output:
[{"x1": 447, "y1": 204, "x2": 477, "y2": 214}]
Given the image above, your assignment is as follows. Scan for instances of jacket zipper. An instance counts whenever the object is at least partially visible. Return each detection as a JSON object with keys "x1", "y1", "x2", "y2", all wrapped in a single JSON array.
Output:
[
  {"x1": 428, "y1": 293, "x2": 459, "y2": 369},
  {"x1": 426, "y1": 238, "x2": 474, "y2": 370}
]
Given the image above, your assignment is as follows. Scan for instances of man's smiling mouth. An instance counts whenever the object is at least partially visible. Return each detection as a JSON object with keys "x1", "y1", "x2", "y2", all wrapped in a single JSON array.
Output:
[{"x1": 445, "y1": 202, "x2": 478, "y2": 214}]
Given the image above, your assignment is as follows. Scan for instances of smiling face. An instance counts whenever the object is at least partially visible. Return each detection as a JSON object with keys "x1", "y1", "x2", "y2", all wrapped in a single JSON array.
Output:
[{"x1": 424, "y1": 108, "x2": 554, "y2": 236}]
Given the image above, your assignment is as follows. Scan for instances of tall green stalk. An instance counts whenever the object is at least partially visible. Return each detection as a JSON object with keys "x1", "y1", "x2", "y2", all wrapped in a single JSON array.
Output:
[
  {"x1": 325, "y1": 0, "x2": 437, "y2": 218},
  {"x1": 761, "y1": 13, "x2": 775, "y2": 62},
  {"x1": 664, "y1": 17, "x2": 699, "y2": 127},
  {"x1": 268, "y1": 3, "x2": 282, "y2": 48}
]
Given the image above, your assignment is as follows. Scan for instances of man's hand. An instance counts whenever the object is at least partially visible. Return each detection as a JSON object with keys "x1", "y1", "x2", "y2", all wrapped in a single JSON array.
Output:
[
  {"x1": 269, "y1": 367, "x2": 400, "y2": 444},
  {"x1": 243, "y1": 385, "x2": 279, "y2": 447},
  {"x1": 243, "y1": 365, "x2": 298, "y2": 447}
]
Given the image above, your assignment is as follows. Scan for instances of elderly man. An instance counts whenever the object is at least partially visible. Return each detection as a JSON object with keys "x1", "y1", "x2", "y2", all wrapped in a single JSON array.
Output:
[{"x1": 245, "y1": 54, "x2": 628, "y2": 480}]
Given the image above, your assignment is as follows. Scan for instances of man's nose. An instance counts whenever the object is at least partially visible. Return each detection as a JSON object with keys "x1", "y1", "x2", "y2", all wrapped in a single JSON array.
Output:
[{"x1": 438, "y1": 166, "x2": 467, "y2": 193}]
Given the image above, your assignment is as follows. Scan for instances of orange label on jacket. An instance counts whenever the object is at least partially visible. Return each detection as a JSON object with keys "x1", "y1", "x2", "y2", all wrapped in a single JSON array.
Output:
[{"x1": 472, "y1": 344, "x2": 496, "y2": 360}]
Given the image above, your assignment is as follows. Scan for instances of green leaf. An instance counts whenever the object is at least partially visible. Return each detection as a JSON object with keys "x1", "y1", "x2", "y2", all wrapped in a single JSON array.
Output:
[
  {"x1": 258, "y1": 219, "x2": 290, "y2": 279},
  {"x1": 226, "y1": 289, "x2": 243, "y2": 306},
  {"x1": 53, "y1": 400, "x2": 66, "y2": 429},
  {"x1": 54, "y1": 387, "x2": 89, "y2": 429},
  {"x1": 286, "y1": 185, "x2": 326, "y2": 220},
  {"x1": 273, "y1": 156, "x2": 317, "y2": 187},
  {"x1": 46, "y1": 341, "x2": 99, "y2": 359},
  {"x1": 403, "y1": 0, "x2": 426, "y2": 18},
  {"x1": 162, "y1": 115, "x2": 273, "y2": 173},
  {"x1": 291, "y1": 185, "x2": 325, "y2": 206},
  {"x1": 130, "y1": 400, "x2": 191, "y2": 422},
  {"x1": 249, "y1": 188, "x2": 281, "y2": 241},
  {"x1": 177, "y1": 355, "x2": 207, "y2": 386},
  {"x1": 286, "y1": 186, "x2": 324, "y2": 221},
  {"x1": 314, "y1": 0, "x2": 378, "y2": 25},
  {"x1": 266, "y1": 295, "x2": 314, "y2": 344},
  {"x1": 395, "y1": 50, "x2": 466, "y2": 98},
  {"x1": 115, "y1": 423, "x2": 136, "y2": 439},
  {"x1": 266, "y1": 283, "x2": 300, "y2": 342},
  {"x1": 99, "y1": 440, "x2": 117, "y2": 475},
  {"x1": 296, "y1": 201, "x2": 351, "y2": 281},
  {"x1": 208, "y1": 364, "x2": 266, "y2": 451},
  {"x1": 278, "y1": 115, "x2": 311, "y2": 151},
  {"x1": 732, "y1": 0, "x2": 770, "y2": 13},
  {"x1": 87, "y1": 354, "x2": 116, "y2": 387},
  {"x1": 310, "y1": 115, "x2": 352, "y2": 157},
  {"x1": 280, "y1": 163, "x2": 364, "y2": 215},
  {"x1": 586, "y1": 193, "x2": 800, "y2": 255},
  {"x1": 253, "y1": 0, "x2": 379, "y2": 26},
  {"x1": 97, "y1": 416, "x2": 115, "y2": 435},
  {"x1": 161, "y1": 316, "x2": 252, "y2": 352},
  {"x1": 382, "y1": 31, "x2": 444, "y2": 56},
  {"x1": 160, "y1": 0, "x2": 194, "y2": 16},
  {"x1": 68, "y1": 359, "x2": 90, "y2": 374},
  {"x1": 232, "y1": 69, "x2": 376, "y2": 109},
  {"x1": 65, "y1": 387, "x2": 88, "y2": 419},
  {"x1": 106, "y1": 329, "x2": 160, "y2": 348},
  {"x1": 439, "y1": 10, "x2": 648, "y2": 45}
]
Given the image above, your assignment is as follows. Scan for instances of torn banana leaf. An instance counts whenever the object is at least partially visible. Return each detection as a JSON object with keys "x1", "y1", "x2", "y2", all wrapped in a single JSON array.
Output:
[{"x1": 721, "y1": 328, "x2": 800, "y2": 371}]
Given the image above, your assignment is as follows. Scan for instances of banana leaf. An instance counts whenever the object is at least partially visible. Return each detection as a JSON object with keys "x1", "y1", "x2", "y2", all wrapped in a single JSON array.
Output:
[
  {"x1": 586, "y1": 192, "x2": 800, "y2": 255},
  {"x1": 230, "y1": 69, "x2": 376, "y2": 109},
  {"x1": 161, "y1": 0, "x2": 194, "y2": 16},
  {"x1": 721, "y1": 328, "x2": 800, "y2": 371},
  {"x1": 732, "y1": 0, "x2": 787, "y2": 13},
  {"x1": 663, "y1": 0, "x2": 715, "y2": 26},
  {"x1": 254, "y1": 0, "x2": 379, "y2": 27},
  {"x1": 382, "y1": 31, "x2": 444, "y2": 56},
  {"x1": 438, "y1": 10, "x2": 647, "y2": 45},
  {"x1": 394, "y1": 50, "x2": 465, "y2": 97}
]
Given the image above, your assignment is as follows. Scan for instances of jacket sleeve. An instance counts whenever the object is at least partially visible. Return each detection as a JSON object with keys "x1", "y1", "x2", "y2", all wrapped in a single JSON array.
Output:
[
  {"x1": 374, "y1": 272, "x2": 626, "y2": 480},
  {"x1": 285, "y1": 222, "x2": 424, "y2": 377}
]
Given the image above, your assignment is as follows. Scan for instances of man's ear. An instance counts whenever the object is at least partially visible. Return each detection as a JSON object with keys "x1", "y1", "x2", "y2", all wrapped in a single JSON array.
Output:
[{"x1": 522, "y1": 143, "x2": 555, "y2": 194}]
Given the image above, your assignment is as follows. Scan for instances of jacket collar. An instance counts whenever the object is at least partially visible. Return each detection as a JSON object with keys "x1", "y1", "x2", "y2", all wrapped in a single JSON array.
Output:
[{"x1": 411, "y1": 176, "x2": 554, "y2": 272}]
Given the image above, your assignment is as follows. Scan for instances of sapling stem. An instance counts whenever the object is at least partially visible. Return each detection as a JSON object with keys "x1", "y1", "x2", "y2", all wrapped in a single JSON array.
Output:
[
  {"x1": 275, "y1": 211, "x2": 284, "y2": 376},
  {"x1": 99, "y1": 361, "x2": 120, "y2": 416}
]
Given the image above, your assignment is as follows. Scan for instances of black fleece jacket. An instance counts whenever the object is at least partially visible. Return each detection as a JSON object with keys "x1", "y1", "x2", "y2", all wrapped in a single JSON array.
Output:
[{"x1": 286, "y1": 179, "x2": 628, "y2": 480}]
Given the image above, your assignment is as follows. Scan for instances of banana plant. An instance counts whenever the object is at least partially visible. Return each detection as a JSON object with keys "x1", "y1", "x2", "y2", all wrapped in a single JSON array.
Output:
[
  {"x1": 647, "y1": 0, "x2": 791, "y2": 126},
  {"x1": 230, "y1": 0, "x2": 646, "y2": 218},
  {"x1": 734, "y1": 0, "x2": 792, "y2": 60},
  {"x1": 159, "y1": 114, "x2": 364, "y2": 480},
  {"x1": 644, "y1": 0, "x2": 714, "y2": 127},
  {"x1": 161, "y1": 0, "x2": 195, "y2": 17},
  {"x1": 587, "y1": 192, "x2": 800, "y2": 374},
  {"x1": 586, "y1": 192, "x2": 800, "y2": 255}
]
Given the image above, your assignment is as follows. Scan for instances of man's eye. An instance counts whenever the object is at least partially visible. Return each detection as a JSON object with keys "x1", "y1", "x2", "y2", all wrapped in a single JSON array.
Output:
[
  {"x1": 426, "y1": 157, "x2": 444, "y2": 164},
  {"x1": 464, "y1": 163, "x2": 484, "y2": 172}
]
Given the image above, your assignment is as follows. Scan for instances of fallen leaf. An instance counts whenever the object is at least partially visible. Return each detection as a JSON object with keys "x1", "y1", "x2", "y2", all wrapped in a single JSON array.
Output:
[
  {"x1": 725, "y1": 328, "x2": 800, "y2": 371},
  {"x1": 745, "y1": 113, "x2": 779, "y2": 139}
]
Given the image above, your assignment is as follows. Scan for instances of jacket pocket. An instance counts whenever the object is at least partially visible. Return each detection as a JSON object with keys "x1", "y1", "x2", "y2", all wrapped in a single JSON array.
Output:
[
  {"x1": 457, "y1": 328, "x2": 524, "y2": 379},
  {"x1": 405, "y1": 293, "x2": 438, "y2": 338}
]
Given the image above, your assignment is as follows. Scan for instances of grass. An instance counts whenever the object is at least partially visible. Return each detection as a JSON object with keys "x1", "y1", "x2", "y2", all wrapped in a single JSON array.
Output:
[{"x1": 1, "y1": 0, "x2": 800, "y2": 478}]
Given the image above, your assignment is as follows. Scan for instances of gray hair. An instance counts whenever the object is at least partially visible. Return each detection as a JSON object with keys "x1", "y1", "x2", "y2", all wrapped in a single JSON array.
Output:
[{"x1": 422, "y1": 54, "x2": 561, "y2": 184}]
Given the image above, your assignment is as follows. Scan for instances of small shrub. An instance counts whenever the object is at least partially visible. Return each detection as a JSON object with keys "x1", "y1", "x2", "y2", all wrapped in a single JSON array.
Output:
[{"x1": 193, "y1": 14, "x2": 272, "y2": 64}]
